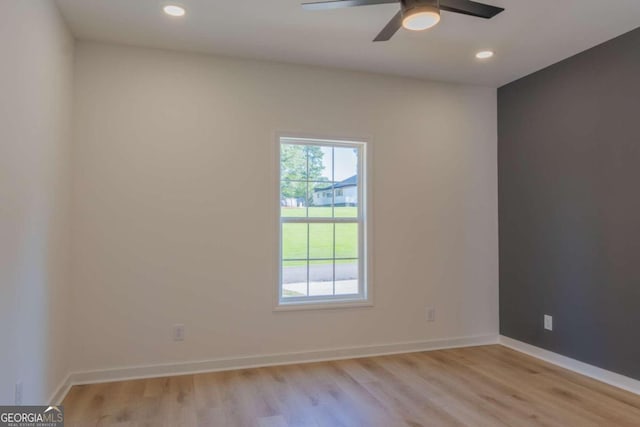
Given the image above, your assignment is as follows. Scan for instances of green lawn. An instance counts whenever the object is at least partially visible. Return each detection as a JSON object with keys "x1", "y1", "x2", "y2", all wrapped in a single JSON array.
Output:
[
  {"x1": 281, "y1": 207, "x2": 358, "y2": 218},
  {"x1": 282, "y1": 207, "x2": 358, "y2": 265}
]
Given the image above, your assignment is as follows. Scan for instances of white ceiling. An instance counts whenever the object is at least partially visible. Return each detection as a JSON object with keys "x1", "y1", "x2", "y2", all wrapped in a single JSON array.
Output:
[{"x1": 55, "y1": 0, "x2": 640, "y2": 87}]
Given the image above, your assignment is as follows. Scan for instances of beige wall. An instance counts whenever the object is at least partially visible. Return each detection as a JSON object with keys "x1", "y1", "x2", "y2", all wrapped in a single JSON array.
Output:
[
  {"x1": 71, "y1": 41, "x2": 498, "y2": 373},
  {"x1": 0, "y1": 1, "x2": 74, "y2": 404}
]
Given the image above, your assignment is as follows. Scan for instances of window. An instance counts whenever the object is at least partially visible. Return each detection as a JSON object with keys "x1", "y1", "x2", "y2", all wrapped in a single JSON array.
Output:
[{"x1": 278, "y1": 137, "x2": 369, "y2": 307}]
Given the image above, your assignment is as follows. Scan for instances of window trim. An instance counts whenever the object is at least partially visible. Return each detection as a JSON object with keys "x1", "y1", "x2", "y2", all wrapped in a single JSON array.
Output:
[{"x1": 275, "y1": 134, "x2": 372, "y2": 311}]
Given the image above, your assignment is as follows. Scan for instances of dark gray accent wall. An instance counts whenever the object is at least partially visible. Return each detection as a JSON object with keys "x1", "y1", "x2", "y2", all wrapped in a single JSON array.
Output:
[{"x1": 498, "y1": 27, "x2": 640, "y2": 380}]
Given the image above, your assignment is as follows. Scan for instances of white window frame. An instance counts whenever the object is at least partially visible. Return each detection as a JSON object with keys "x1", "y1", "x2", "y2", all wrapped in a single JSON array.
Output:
[{"x1": 275, "y1": 135, "x2": 371, "y2": 310}]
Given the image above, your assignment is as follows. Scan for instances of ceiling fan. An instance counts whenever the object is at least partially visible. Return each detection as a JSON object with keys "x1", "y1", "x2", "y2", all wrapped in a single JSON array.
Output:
[{"x1": 302, "y1": 0, "x2": 504, "y2": 42}]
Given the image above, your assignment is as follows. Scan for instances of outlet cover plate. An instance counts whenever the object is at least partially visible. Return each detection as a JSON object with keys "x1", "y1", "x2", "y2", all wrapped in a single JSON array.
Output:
[
  {"x1": 544, "y1": 315, "x2": 553, "y2": 331},
  {"x1": 426, "y1": 307, "x2": 436, "y2": 322},
  {"x1": 15, "y1": 381, "x2": 23, "y2": 405},
  {"x1": 174, "y1": 324, "x2": 185, "y2": 341}
]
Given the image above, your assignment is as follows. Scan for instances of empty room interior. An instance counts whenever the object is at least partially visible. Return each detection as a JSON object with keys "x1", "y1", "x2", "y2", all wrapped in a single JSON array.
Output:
[{"x1": 2, "y1": 0, "x2": 640, "y2": 425}]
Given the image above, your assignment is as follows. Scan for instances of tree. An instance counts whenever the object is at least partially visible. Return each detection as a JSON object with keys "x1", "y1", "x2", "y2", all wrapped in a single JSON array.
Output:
[{"x1": 280, "y1": 145, "x2": 327, "y2": 203}]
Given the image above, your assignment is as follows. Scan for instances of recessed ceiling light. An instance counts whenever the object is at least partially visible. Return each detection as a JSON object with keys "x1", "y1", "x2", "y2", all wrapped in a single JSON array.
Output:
[
  {"x1": 475, "y1": 50, "x2": 494, "y2": 59},
  {"x1": 163, "y1": 5, "x2": 186, "y2": 17}
]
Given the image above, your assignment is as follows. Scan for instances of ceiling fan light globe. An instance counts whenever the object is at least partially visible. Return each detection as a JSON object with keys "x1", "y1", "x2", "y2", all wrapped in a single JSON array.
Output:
[{"x1": 402, "y1": 7, "x2": 440, "y2": 31}]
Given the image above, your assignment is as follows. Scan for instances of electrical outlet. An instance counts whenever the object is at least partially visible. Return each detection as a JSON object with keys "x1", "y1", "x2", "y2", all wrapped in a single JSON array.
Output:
[
  {"x1": 544, "y1": 315, "x2": 553, "y2": 331},
  {"x1": 426, "y1": 307, "x2": 436, "y2": 322},
  {"x1": 173, "y1": 324, "x2": 185, "y2": 341},
  {"x1": 15, "y1": 381, "x2": 23, "y2": 405}
]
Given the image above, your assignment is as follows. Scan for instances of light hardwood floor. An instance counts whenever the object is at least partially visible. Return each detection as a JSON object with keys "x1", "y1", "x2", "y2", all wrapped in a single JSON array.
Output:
[{"x1": 62, "y1": 345, "x2": 640, "y2": 426}]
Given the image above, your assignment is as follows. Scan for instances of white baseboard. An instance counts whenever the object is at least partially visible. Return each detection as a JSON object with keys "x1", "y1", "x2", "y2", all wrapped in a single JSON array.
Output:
[
  {"x1": 499, "y1": 335, "x2": 640, "y2": 396},
  {"x1": 52, "y1": 333, "x2": 498, "y2": 403},
  {"x1": 49, "y1": 373, "x2": 72, "y2": 406}
]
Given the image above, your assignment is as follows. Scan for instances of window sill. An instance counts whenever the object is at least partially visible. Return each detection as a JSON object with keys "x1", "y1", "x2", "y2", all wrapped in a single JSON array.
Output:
[{"x1": 274, "y1": 299, "x2": 373, "y2": 312}]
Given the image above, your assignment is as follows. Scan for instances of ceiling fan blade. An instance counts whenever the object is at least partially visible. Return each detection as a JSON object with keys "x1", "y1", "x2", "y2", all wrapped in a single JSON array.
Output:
[
  {"x1": 439, "y1": 0, "x2": 504, "y2": 18},
  {"x1": 373, "y1": 11, "x2": 402, "y2": 42},
  {"x1": 302, "y1": 0, "x2": 397, "y2": 11}
]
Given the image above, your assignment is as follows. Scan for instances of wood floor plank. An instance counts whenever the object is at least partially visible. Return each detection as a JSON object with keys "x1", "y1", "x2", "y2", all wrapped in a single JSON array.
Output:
[
  {"x1": 456, "y1": 348, "x2": 607, "y2": 426},
  {"x1": 62, "y1": 345, "x2": 640, "y2": 426},
  {"x1": 470, "y1": 346, "x2": 639, "y2": 426}
]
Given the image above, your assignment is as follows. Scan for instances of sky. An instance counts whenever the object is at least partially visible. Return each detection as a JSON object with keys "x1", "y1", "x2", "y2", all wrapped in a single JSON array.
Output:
[{"x1": 317, "y1": 146, "x2": 357, "y2": 182}]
